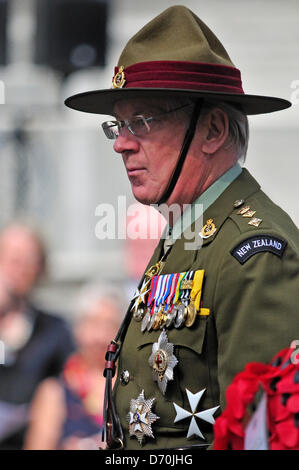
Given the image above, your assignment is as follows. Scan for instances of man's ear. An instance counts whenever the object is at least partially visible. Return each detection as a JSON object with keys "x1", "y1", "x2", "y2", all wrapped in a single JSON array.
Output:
[{"x1": 201, "y1": 108, "x2": 229, "y2": 155}]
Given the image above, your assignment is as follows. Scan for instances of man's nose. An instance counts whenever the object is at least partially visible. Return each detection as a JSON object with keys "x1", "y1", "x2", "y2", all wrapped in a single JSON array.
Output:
[{"x1": 113, "y1": 128, "x2": 139, "y2": 154}]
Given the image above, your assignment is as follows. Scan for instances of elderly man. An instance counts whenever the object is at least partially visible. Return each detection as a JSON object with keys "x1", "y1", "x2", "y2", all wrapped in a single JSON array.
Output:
[{"x1": 65, "y1": 6, "x2": 299, "y2": 450}]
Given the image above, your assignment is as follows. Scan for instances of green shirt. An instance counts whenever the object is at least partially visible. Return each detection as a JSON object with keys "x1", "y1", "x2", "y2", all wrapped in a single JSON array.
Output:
[{"x1": 163, "y1": 163, "x2": 242, "y2": 253}]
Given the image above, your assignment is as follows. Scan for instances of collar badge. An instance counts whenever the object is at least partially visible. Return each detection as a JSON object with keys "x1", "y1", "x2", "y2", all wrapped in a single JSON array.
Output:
[{"x1": 199, "y1": 218, "x2": 217, "y2": 239}]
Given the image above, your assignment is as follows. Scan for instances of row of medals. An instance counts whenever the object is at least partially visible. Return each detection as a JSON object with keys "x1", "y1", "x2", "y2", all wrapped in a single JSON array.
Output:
[{"x1": 134, "y1": 299, "x2": 197, "y2": 332}]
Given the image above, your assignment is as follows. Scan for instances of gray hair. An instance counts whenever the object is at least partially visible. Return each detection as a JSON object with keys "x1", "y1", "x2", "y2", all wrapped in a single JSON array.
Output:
[
  {"x1": 72, "y1": 281, "x2": 124, "y2": 323},
  {"x1": 199, "y1": 100, "x2": 249, "y2": 163},
  {"x1": 165, "y1": 97, "x2": 249, "y2": 162}
]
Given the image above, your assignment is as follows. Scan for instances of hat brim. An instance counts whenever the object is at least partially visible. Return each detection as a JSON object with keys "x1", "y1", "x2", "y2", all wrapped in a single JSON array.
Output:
[{"x1": 64, "y1": 87, "x2": 291, "y2": 116}]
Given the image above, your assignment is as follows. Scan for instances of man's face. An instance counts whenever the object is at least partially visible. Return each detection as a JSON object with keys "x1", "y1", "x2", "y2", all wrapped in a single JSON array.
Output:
[
  {"x1": 112, "y1": 99, "x2": 189, "y2": 205},
  {"x1": 0, "y1": 228, "x2": 42, "y2": 298}
]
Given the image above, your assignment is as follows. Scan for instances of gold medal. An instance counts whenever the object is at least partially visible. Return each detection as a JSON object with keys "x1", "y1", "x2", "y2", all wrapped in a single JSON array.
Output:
[
  {"x1": 152, "y1": 307, "x2": 164, "y2": 330},
  {"x1": 112, "y1": 65, "x2": 126, "y2": 88},
  {"x1": 200, "y1": 219, "x2": 217, "y2": 239},
  {"x1": 159, "y1": 311, "x2": 168, "y2": 330},
  {"x1": 185, "y1": 300, "x2": 197, "y2": 327}
]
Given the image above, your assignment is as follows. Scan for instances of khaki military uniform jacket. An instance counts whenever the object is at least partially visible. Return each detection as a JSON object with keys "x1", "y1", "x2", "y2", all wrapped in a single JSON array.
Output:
[{"x1": 113, "y1": 169, "x2": 299, "y2": 450}]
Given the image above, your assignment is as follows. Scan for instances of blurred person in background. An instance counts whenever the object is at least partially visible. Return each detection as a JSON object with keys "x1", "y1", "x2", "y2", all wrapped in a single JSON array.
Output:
[
  {"x1": 0, "y1": 223, "x2": 74, "y2": 449},
  {"x1": 24, "y1": 284, "x2": 122, "y2": 450}
]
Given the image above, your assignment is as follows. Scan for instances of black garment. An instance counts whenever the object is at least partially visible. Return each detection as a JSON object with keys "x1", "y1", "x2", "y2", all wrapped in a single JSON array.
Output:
[
  {"x1": 60, "y1": 381, "x2": 100, "y2": 443},
  {"x1": 0, "y1": 306, "x2": 75, "y2": 449}
]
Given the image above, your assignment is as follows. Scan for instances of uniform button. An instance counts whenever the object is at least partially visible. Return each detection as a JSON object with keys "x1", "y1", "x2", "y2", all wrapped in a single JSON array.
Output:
[
  {"x1": 120, "y1": 370, "x2": 131, "y2": 386},
  {"x1": 233, "y1": 199, "x2": 244, "y2": 208}
]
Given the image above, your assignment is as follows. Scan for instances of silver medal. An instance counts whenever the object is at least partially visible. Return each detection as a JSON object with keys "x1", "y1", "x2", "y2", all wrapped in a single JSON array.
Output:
[
  {"x1": 128, "y1": 390, "x2": 159, "y2": 445},
  {"x1": 165, "y1": 305, "x2": 177, "y2": 329},
  {"x1": 174, "y1": 303, "x2": 187, "y2": 328},
  {"x1": 148, "y1": 329, "x2": 178, "y2": 395},
  {"x1": 133, "y1": 305, "x2": 146, "y2": 322},
  {"x1": 147, "y1": 307, "x2": 158, "y2": 332},
  {"x1": 141, "y1": 309, "x2": 151, "y2": 332}
]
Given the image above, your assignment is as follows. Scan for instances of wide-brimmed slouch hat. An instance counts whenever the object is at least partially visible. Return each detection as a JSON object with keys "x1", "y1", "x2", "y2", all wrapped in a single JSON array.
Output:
[{"x1": 65, "y1": 5, "x2": 291, "y2": 116}]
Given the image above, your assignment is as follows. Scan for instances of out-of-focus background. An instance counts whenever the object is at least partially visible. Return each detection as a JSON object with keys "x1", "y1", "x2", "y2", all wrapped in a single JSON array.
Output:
[{"x1": 0, "y1": 0, "x2": 298, "y2": 449}]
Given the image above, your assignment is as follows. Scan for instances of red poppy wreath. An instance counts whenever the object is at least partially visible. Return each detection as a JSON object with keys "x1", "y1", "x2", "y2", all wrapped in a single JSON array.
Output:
[{"x1": 213, "y1": 347, "x2": 299, "y2": 450}]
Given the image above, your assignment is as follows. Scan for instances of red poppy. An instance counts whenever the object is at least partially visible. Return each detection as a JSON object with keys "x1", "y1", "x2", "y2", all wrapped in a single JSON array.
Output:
[
  {"x1": 213, "y1": 347, "x2": 299, "y2": 450},
  {"x1": 286, "y1": 394, "x2": 299, "y2": 413}
]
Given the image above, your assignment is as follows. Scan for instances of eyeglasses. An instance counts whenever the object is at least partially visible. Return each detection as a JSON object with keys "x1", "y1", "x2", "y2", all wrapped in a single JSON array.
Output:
[{"x1": 101, "y1": 104, "x2": 191, "y2": 140}]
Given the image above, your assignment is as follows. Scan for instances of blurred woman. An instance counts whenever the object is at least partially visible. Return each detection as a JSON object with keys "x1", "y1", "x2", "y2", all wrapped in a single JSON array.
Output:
[
  {"x1": 24, "y1": 284, "x2": 122, "y2": 450},
  {"x1": 0, "y1": 224, "x2": 74, "y2": 449}
]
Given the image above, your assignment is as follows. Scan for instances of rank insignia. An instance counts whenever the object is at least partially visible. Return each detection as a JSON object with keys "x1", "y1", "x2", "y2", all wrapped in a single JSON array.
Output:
[
  {"x1": 128, "y1": 390, "x2": 159, "y2": 445},
  {"x1": 237, "y1": 205, "x2": 251, "y2": 215},
  {"x1": 112, "y1": 65, "x2": 126, "y2": 88},
  {"x1": 199, "y1": 219, "x2": 217, "y2": 239},
  {"x1": 242, "y1": 209, "x2": 256, "y2": 218},
  {"x1": 248, "y1": 217, "x2": 263, "y2": 227},
  {"x1": 148, "y1": 330, "x2": 178, "y2": 394},
  {"x1": 173, "y1": 388, "x2": 219, "y2": 440}
]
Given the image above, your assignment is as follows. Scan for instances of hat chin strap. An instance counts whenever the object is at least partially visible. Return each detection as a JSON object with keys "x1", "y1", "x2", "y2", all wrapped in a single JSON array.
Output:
[{"x1": 157, "y1": 100, "x2": 202, "y2": 205}]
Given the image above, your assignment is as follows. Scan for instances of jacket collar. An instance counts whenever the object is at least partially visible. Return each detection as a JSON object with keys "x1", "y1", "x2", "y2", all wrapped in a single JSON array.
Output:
[
  {"x1": 161, "y1": 168, "x2": 261, "y2": 272},
  {"x1": 144, "y1": 169, "x2": 261, "y2": 274}
]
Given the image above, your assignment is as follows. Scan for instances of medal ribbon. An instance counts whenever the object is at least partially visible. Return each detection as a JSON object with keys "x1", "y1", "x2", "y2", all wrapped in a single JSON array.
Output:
[
  {"x1": 147, "y1": 275, "x2": 158, "y2": 308},
  {"x1": 191, "y1": 269, "x2": 205, "y2": 311},
  {"x1": 181, "y1": 271, "x2": 194, "y2": 305},
  {"x1": 158, "y1": 274, "x2": 170, "y2": 307},
  {"x1": 101, "y1": 243, "x2": 175, "y2": 449},
  {"x1": 161, "y1": 274, "x2": 173, "y2": 311},
  {"x1": 165, "y1": 272, "x2": 180, "y2": 309},
  {"x1": 155, "y1": 275, "x2": 165, "y2": 309},
  {"x1": 188, "y1": 271, "x2": 195, "y2": 302},
  {"x1": 174, "y1": 271, "x2": 187, "y2": 304},
  {"x1": 149, "y1": 275, "x2": 160, "y2": 316}
]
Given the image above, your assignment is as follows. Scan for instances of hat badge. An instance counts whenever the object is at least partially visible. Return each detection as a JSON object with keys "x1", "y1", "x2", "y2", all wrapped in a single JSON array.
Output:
[{"x1": 113, "y1": 65, "x2": 126, "y2": 89}]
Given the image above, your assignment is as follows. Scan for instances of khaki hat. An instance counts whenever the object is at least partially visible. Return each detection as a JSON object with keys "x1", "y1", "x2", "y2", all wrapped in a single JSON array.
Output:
[{"x1": 65, "y1": 5, "x2": 291, "y2": 115}]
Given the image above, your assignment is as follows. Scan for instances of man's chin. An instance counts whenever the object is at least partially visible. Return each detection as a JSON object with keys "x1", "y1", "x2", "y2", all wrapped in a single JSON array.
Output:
[{"x1": 131, "y1": 186, "x2": 159, "y2": 206}]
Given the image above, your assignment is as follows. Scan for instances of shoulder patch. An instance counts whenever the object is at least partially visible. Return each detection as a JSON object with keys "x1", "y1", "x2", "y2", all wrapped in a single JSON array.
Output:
[{"x1": 231, "y1": 235, "x2": 287, "y2": 264}]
